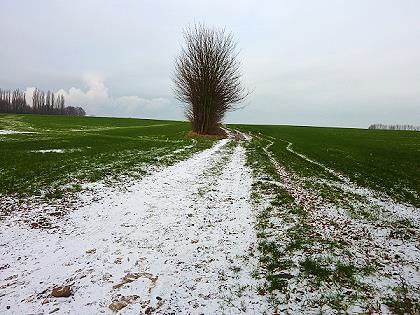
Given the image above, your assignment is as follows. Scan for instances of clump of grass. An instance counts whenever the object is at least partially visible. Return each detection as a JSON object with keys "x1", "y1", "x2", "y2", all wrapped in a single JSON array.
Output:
[
  {"x1": 385, "y1": 280, "x2": 419, "y2": 315},
  {"x1": 284, "y1": 223, "x2": 312, "y2": 251},
  {"x1": 300, "y1": 257, "x2": 361, "y2": 288},
  {"x1": 44, "y1": 188, "x2": 65, "y2": 200},
  {"x1": 300, "y1": 257, "x2": 333, "y2": 284}
]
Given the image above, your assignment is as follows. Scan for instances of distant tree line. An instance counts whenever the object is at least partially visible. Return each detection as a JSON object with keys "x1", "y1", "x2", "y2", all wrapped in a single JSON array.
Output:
[
  {"x1": 0, "y1": 88, "x2": 86, "y2": 116},
  {"x1": 368, "y1": 124, "x2": 420, "y2": 131}
]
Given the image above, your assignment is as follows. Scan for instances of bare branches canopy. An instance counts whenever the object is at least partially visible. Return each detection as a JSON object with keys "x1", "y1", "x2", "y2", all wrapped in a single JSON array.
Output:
[{"x1": 173, "y1": 24, "x2": 247, "y2": 135}]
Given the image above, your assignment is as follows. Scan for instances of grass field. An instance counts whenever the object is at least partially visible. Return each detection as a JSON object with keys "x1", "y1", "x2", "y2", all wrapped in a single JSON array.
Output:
[
  {"x1": 0, "y1": 114, "x2": 215, "y2": 199},
  {"x1": 234, "y1": 124, "x2": 420, "y2": 207},
  {"x1": 1, "y1": 115, "x2": 419, "y2": 313},
  {"x1": 234, "y1": 124, "x2": 420, "y2": 313}
]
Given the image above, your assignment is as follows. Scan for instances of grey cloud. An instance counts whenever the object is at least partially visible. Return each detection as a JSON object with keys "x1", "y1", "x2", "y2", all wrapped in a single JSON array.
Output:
[{"x1": 1, "y1": 0, "x2": 419, "y2": 127}]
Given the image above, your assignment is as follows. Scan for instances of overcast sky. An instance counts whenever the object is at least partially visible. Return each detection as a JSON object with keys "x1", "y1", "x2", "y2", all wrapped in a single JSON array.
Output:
[{"x1": 1, "y1": 0, "x2": 419, "y2": 127}]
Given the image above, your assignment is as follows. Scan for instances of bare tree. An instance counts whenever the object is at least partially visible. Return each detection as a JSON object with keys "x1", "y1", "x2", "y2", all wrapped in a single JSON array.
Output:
[
  {"x1": 173, "y1": 24, "x2": 247, "y2": 135},
  {"x1": 46, "y1": 90, "x2": 53, "y2": 112},
  {"x1": 58, "y1": 94, "x2": 65, "y2": 114},
  {"x1": 51, "y1": 92, "x2": 55, "y2": 111},
  {"x1": 32, "y1": 89, "x2": 39, "y2": 112}
]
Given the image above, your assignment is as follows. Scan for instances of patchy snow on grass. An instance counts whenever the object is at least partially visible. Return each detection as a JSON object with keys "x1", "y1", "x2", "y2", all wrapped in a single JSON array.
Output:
[
  {"x1": 316, "y1": 177, "x2": 420, "y2": 223},
  {"x1": 30, "y1": 148, "x2": 84, "y2": 154},
  {"x1": 282, "y1": 139, "x2": 420, "y2": 222},
  {"x1": 0, "y1": 139, "x2": 268, "y2": 314},
  {"x1": 0, "y1": 129, "x2": 36, "y2": 135},
  {"x1": 254, "y1": 135, "x2": 420, "y2": 313},
  {"x1": 31, "y1": 149, "x2": 66, "y2": 153}
]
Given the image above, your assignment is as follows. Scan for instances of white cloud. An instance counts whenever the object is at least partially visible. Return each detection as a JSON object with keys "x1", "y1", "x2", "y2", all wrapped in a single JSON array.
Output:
[
  {"x1": 24, "y1": 87, "x2": 36, "y2": 107},
  {"x1": 55, "y1": 74, "x2": 108, "y2": 112},
  {"x1": 54, "y1": 74, "x2": 178, "y2": 119}
]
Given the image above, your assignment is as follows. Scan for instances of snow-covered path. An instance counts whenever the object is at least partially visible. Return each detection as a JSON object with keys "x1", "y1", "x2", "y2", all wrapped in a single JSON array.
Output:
[{"x1": 0, "y1": 139, "x2": 267, "y2": 314}]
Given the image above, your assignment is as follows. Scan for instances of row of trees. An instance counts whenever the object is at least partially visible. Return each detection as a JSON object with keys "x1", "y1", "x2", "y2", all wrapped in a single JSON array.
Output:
[
  {"x1": 0, "y1": 89, "x2": 30, "y2": 113},
  {"x1": 0, "y1": 88, "x2": 85, "y2": 116},
  {"x1": 368, "y1": 124, "x2": 420, "y2": 131},
  {"x1": 32, "y1": 89, "x2": 65, "y2": 114}
]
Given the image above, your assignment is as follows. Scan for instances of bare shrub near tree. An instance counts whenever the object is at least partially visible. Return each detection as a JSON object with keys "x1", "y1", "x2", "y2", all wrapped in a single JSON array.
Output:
[{"x1": 173, "y1": 24, "x2": 247, "y2": 135}]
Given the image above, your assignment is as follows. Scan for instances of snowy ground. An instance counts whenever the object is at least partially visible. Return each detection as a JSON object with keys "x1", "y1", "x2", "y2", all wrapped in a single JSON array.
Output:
[
  {"x1": 0, "y1": 138, "x2": 268, "y2": 314},
  {"x1": 247, "y1": 135, "x2": 420, "y2": 313},
  {"x1": 1, "y1": 129, "x2": 419, "y2": 314}
]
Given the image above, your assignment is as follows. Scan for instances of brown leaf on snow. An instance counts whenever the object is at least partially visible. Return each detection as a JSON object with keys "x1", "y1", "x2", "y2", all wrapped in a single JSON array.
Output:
[
  {"x1": 112, "y1": 272, "x2": 158, "y2": 291},
  {"x1": 51, "y1": 286, "x2": 72, "y2": 298},
  {"x1": 109, "y1": 295, "x2": 140, "y2": 312}
]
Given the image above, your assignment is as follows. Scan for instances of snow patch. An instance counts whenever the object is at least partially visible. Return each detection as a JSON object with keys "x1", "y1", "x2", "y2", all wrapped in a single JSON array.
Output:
[
  {"x1": 0, "y1": 129, "x2": 36, "y2": 135},
  {"x1": 31, "y1": 148, "x2": 84, "y2": 154}
]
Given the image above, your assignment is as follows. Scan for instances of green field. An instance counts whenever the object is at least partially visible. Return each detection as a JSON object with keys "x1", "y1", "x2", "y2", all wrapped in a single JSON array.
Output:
[
  {"x1": 233, "y1": 124, "x2": 420, "y2": 312},
  {"x1": 0, "y1": 114, "x2": 215, "y2": 199},
  {"x1": 235, "y1": 124, "x2": 420, "y2": 208}
]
